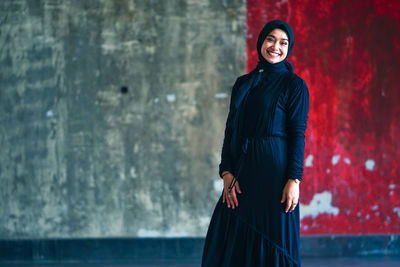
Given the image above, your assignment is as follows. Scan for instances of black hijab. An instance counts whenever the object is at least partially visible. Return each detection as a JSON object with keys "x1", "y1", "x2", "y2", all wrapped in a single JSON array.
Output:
[{"x1": 255, "y1": 20, "x2": 294, "y2": 73}]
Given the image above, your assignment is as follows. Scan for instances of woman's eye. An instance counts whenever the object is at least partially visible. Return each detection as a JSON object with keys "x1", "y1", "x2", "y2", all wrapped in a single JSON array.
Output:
[
  {"x1": 281, "y1": 42, "x2": 288, "y2": 46},
  {"x1": 267, "y1": 38, "x2": 274, "y2": 42}
]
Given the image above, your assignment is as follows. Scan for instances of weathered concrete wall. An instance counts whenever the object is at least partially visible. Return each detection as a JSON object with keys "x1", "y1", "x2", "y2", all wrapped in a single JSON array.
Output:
[{"x1": 0, "y1": 0, "x2": 246, "y2": 238}]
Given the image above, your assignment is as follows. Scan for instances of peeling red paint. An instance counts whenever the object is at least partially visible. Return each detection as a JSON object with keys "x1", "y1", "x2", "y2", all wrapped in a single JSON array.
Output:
[{"x1": 247, "y1": 0, "x2": 400, "y2": 234}]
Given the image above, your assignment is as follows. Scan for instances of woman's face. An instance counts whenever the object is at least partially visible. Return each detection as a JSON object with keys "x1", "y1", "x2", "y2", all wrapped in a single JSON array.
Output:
[{"x1": 260, "y1": 28, "x2": 289, "y2": 64}]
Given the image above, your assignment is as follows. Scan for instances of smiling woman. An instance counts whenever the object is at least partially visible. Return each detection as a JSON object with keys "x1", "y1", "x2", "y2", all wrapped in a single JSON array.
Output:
[{"x1": 202, "y1": 20, "x2": 309, "y2": 267}]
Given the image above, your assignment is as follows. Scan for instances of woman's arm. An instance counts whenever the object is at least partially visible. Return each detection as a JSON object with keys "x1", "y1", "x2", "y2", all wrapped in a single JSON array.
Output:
[
  {"x1": 282, "y1": 78, "x2": 310, "y2": 213},
  {"x1": 285, "y1": 78, "x2": 310, "y2": 182},
  {"x1": 218, "y1": 78, "x2": 241, "y2": 178}
]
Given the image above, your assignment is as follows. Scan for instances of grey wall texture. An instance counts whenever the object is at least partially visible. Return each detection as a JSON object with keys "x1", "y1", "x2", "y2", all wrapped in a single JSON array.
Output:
[{"x1": 0, "y1": 0, "x2": 246, "y2": 238}]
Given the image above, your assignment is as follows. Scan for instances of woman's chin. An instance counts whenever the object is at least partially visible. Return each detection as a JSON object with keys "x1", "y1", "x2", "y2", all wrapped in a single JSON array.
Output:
[
  {"x1": 262, "y1": 55, "x2": 284, "y2": 64},
  {"x1": 266, "y1": 58, "x2": 283, "y2": 64}
]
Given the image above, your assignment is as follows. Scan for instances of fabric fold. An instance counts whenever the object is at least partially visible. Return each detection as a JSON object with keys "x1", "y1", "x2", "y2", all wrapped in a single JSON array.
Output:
[{"x1": 202, "y1": 200, "x2": 301, "y2": 267}]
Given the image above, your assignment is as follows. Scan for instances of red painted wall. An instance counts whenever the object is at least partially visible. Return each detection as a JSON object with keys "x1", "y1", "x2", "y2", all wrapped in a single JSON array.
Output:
[{"x1": 247, "y1": 0, "x2": 400, "y2": 234}]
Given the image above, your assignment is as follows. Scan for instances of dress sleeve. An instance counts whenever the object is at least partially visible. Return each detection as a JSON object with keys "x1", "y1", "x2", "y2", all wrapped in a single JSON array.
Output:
[
  {"x1": 218, "y1": 78, "x2": 241, "y2": 178},
  {"x1": 286, "y1": 78, "x2": 310, "y2": 181}
]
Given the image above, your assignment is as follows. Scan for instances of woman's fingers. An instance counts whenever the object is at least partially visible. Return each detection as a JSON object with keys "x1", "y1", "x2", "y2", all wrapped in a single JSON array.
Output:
[
  {"x1": 223, "y1": 174, "x2": 232, "y2": 208},
  {"x1": 281, "y1": 191, "x2": 286, "y2": 204},
  {"x1": 228, "y1": 191, "x2": 234, "y2": 208},
  {"x1": 284, "y1": 196, "x2": 299, "y2": 213},
  {"x1": 225, "y1": 191, "x2": 231, "y2": 208},
  {"x1": 285, "y1": 197, "x2": 291, "y2": 213},
  {"x1": 231, "y1": 189, "x2": 238, "y2": 208},
  {"x1": 235, "y1": 182, "x2": 242, "y2": 194},
  {"x1": 290, "y1": 200, "x2": 298, "y2": 212}
]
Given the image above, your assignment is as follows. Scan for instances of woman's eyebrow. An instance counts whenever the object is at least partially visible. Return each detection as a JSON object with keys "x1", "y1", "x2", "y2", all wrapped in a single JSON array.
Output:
[{"x1": 267, "y1": 34, "x2": 288, "y2": 41}]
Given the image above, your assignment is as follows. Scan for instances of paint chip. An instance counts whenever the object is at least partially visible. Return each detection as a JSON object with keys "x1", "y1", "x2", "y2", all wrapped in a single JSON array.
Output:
[
  {"x1": 365, "y1": 159, "x2": 375, "y2": 171},
  {"x1": 393, "y1": 207, "x2": 400, "y2": 217},
  {"x1": 138, "y1": 228, "x2": 189, "y2": 237},
  {"x1": 46, "y1": 109, "x2": 54, "y2": 117},
  {"x1": 371, "y1": 205, "x2": 378, "y2": 211},
  {"x1": 165, "y1": 229, "x2": 188, "y2": 237},
  {"x1": 343, "y1": 157, "x2": 351, "y2": 164},
  {"x1": 331, "y1": 155, "x2": 340, "y2": 165},
  {"x1": 154, "y1": 97, "x2": 159, "y2": 103},
  {"x1": 101, "y1": 43, "x2": 119, "y2": 51},
  {"x1": 137, "y1": 229, "x2": 161, "y2": 237},
  {"x1": 388, "y1": 184, "x2": 396, "y2": 190},
  {"x1": 326, "y1": 168, "x2": 331, "y2": 174},
  {"x1": 130, "y1": 167, "x2": 137, "y2": 178},
  {"x1": 300, "y1": 191, "x2": 339, "y2": 220},
  {"x1": 305, "y1": 155, "x2": 313, "y2": 167},
  {"x1": 166, "y1": 94, "x2": 176, "y2": 102},
  {"x1": 215, "y1": 93, "x2": 228, "y2": 99}
]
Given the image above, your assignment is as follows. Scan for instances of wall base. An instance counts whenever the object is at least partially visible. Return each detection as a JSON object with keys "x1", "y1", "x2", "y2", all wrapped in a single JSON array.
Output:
[{"x1": 1, "y1": 235, "x2": 399, "y2": 264}]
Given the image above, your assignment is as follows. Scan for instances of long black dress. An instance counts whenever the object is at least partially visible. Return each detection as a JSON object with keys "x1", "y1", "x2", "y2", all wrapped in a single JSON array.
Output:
[{"x1": 201, "y1": 61, "x2": 309, "y2": 267}]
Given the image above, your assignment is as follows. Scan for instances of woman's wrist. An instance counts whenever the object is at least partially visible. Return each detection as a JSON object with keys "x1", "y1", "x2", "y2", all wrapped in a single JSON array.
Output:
[
  {"x1": 222, "y1": 171, "x2": 231, "y2": 178},
  {"x1": 289, "y1": 178, "x2": 301, "y2": 184}
]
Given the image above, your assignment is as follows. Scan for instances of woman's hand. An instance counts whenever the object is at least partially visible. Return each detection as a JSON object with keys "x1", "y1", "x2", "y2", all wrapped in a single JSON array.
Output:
[
  {"x1": 281, "y1": 179, "x2": 300, "y2": 213},
  {"x1": 222, "y1": 172, "x2": 242, "y2": 209}
]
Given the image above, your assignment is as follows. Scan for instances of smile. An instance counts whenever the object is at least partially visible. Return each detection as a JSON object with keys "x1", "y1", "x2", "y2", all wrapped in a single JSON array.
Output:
[{"x1": 267, "y1": 50, "x2": 281, "y2": 57}]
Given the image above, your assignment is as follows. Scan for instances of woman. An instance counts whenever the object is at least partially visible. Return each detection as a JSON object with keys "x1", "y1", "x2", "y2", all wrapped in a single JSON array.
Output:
[{"x1": 202, "y1": 20, "x2": 309, "y2": 267}]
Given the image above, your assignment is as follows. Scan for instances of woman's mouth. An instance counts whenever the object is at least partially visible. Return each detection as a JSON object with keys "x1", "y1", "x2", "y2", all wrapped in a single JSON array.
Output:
[{"x1": 267, "y1": 50, "x2": 281, "y2": 57}]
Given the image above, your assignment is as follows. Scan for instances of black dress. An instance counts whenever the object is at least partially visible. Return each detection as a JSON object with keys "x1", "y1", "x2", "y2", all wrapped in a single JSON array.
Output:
[{"x1": 202, "y1": 61, "x2": 309, "y2": 267}]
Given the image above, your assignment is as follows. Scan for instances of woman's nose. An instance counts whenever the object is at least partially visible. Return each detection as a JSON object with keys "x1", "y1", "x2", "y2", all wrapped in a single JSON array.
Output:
[{"x1": 272, "y1": 42, "x2": 279, "y2": 50}]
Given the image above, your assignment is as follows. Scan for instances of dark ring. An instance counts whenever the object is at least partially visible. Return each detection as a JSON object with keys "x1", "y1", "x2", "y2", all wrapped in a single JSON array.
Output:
[{"x1": 228, "y1": 178, "x2": 236, "y2": 190}]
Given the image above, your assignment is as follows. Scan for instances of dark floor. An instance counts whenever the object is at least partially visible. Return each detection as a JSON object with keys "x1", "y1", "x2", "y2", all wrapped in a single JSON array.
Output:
[{"x1": 2, "y1": 257, "x2": 400, "y2": 267}]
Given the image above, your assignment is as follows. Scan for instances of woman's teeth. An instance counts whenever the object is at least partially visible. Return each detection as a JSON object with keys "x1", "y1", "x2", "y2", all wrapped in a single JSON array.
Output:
[{"x1": 268, "y1": 51, "x2": 280, "y2": 57}]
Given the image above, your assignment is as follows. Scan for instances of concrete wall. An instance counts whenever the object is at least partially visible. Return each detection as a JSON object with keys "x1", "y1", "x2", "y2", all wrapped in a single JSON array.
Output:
[{"x1": 0, "y1": 0, "x2": 246, "y2": 238}]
